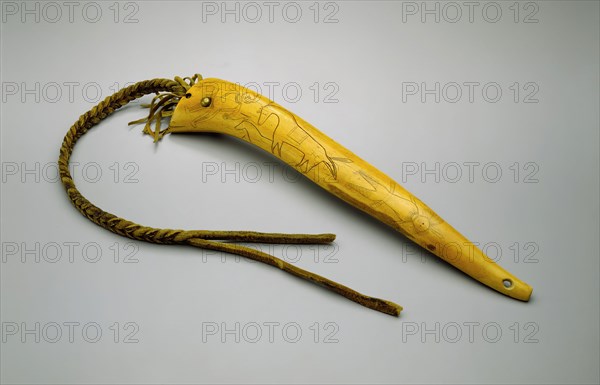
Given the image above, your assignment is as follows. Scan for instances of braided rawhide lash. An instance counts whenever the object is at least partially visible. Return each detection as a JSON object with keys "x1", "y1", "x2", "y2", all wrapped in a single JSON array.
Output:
[{"x1": 58, "y1": 76, "x2": 401, "y2": 316}]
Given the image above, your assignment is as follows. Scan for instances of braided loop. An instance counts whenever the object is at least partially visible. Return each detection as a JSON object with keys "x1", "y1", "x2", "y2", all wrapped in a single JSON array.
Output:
[
  {"x1": 57, "y1": 77, "x2": 401, "y2": 316},
  {"x1": 59, "y1": 79, "x2": 189, "y2": 243}
]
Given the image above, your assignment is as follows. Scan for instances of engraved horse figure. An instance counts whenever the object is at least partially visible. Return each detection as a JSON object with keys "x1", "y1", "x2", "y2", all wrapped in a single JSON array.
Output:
[{"x1": 235, "y1": 101, "x2": 339, "y2": 179}]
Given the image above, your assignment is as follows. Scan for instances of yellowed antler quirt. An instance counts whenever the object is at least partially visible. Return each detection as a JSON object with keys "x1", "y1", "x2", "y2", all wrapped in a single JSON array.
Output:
[
  {"x1": 167, "y1": 77, "x2": 533, "y2": 302},
  {"x1": 59, "y1": 74, "x2": 532, "y2": 318}
]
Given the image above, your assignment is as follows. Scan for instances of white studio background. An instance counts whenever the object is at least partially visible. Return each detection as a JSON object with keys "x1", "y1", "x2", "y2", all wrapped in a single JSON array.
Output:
[{"x1": 1, "y1": 1, "x2": 599, "y2": 384}]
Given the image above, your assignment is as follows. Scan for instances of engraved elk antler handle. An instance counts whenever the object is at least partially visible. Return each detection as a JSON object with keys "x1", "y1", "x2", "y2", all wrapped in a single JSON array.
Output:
[{"x1": 168, "y1": 78, "x2": 533, "y2": 301}]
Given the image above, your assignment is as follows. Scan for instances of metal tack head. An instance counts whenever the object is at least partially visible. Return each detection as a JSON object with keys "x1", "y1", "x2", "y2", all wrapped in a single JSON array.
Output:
[{"x1": 200, "y1": 97, "x2": 212, "y2": 107}]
